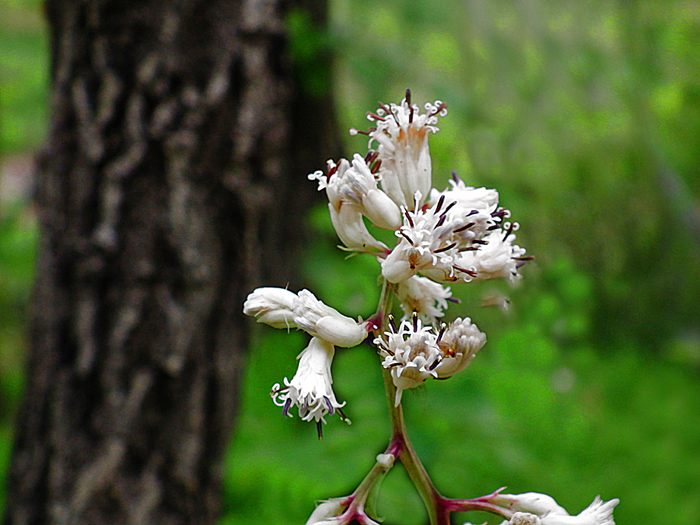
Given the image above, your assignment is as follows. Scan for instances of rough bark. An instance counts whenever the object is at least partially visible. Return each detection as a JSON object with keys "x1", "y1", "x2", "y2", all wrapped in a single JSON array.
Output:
[{"x1": 4, "y1": 0, "x2": 337, "y2": 523}]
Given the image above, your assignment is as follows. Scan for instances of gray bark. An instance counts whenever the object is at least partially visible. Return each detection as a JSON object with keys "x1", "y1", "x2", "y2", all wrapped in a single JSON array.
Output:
[{"x1": 4, "y1": 0, "x2": 337, "y2": 523}]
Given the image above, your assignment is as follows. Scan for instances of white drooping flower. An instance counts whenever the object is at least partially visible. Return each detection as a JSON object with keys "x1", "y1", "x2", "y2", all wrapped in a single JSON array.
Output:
[
  {"x1": 293, "y1": 289, "x2": 368, "y2": 348},
  {"x1": 495, "y1": 494, "x2": 619, "y2": 525},
  {"x1": 352, "y1": 91, "x2": 447, "y2": 210},
  {"x1": 271, "y1": 337, "x2": 348, "y2": 428},
  {"x1": 309, "y1": 155, "x2": 400, "y2": 253},
  {"x1": 433, "y1": 317, "x2": 486, "y2": 379},
  {"x1": 310, "y1": 154, "x2": 402, "y2": 230},
  {"x1": 242, "y1": 287, "x2": 297, "y2": 329},
  {"x1": 244, "y1": 288, "x2": 368, "y2": 348},
  {"x1": 375, "y1": 314, "x2": 484, "y2": 405}
]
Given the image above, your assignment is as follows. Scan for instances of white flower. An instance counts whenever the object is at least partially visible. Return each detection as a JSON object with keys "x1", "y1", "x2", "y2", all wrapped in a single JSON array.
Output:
[
  {"x1": 455, "y1": 227, "x2": 529, "y2": 283},
  {"x1": 328, "y1": 202, "x2": 388, "y2": 253},
  {"x1": 495, "y1": 494, "x2": 619, "y2": 525},
  {"x1": 293, "y1": 289, "x2": 368, "y2": 348},
  {"x1": 242, "y1": 287, "x2": 297, "y2": 329},
  {"x1": 244, "y1": 288, "x2": 368, "y2": 348},
  {"x1": 375, "y1": 316, "x2": 442, "y2": 405},
  {"x1": 271, "y1": 337, "x2": 348, "y2": 429},
  {"x1": 493, "y1": 492, "x2": 568, "y2": 516},
  {"x1": 352, "y1": 90, "x2": 447, "y2": 210},
  {"x1": 305, "y1": 497, "x2": 348, "y2": 525},
  {"x1": 380, "y1": 193, "x2": 501, "y2": 284},
  {"x1": 375, "y1": 314, "x2": 486, "y2": 404},
  {"x1": 396, "y1": 275, "x2": 452, "y2": 324},
  {"x1": 310, "y1": 155, "x2": 399, "y2": 252},
  {"x1": 540, "y1": 497, "x2": 618, "y2": 525},
  {"x1": 433, "y1": 317, "x2": 486, "y2": 379},
  {"x1": 428, "y1": 176, "x2": 499, "y2": 212},
  {"x1": 500, "y1": 513, "x2": 542, "y2": 525}
]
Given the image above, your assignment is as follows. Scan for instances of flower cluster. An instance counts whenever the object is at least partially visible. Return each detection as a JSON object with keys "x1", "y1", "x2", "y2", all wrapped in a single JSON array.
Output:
[
  {"x1": 243, "y1": 92, "x2": 616, "y2": 525},
  {"x1": 244, "y1": 91, "x2": 531, "y2": 431}
]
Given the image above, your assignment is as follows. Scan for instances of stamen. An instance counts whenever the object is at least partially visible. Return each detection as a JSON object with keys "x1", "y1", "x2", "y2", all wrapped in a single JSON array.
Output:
[
  {"x1": 317, "y1": 421, "x2": 323, "y2": 440},
  {"x1": 404, "y1": 207, "x2": 415, "y2": 228},
  {"x1": 389, "y1": 314, "x2": 398, "y2": 332},
  {"x1": 436, "y1": 323, "x2": 447, "y2": 343},
  {"x1": 435, "y1": 194, "x2": 445, "y2": 213},
  {"x1": 428, "y1": 356, "x2": 442, "y2": 371},
  {"x1": 443, "y1": 201, "x2": 456, "y2": 214},
  {"x1": 324, "y1": 396, "x2": 335, "y2": 415},
  {"x1": 434, "y1": 242, "x2": 457, "y2": 253},
  {"x1": 283, "y1": 398, "x2": 292, "y2": 418},
  {"x1": 412, "y1": 312, "x2": 419, "y2": 332},
  {"x1": 435, "y1": 213, "x2": 447, "y2": 229},
  {"x1": 453, "y1": 222, "x2": 474, "y2": 234},
  {"x1": 454, "y1": 265, "x2": 477, "y2": 278},
  {"x1": 399, "y1": 230, "x2": 415, "y2": 245},
  {"x1": 429, "y1": 102, "x2": 447, "y2": 117}
]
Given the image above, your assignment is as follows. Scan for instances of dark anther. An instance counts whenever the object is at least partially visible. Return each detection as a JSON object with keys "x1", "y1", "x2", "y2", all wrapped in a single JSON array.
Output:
[
  {"x1": 404, "y1": 208, "x2": 414, "y2": 228},
  {"x1": 453, "y1": 222, "x2": 474, "y2": 234},
  {"x1": 324, "y1": 396, "x2": 335, "y2": 415},
  {"x1": 451, "y1": 171, "x2": 460, "y2": 182},
  {"x1": 412, "y1": 311, "x2": 419, "y2": 332},
  {"x1": 472, "y1": 239, "x2": 488, "y2": 245},
  {"x1": 407, "y1": 88, "x2": 414, "y2": 123},
  {"x1": 429, "y1": 357, "x2": 442, "y2": 371},
  {"x1": 436, "y1": 323, "x2": 447, "y2": 343},
  {"x1": 399, "y1": 231, "x2": 415, "y2": 245},
  {"x1": 435, "y1": 213, "x2": 447, "y2": 229},
  {"x1": 283, "y1": 398, "x2": 292, "y2": 418},
  {"x1": 443, "y1": 201, "x2": 457, "y2": 214},
  {"x1": 389, "y1": 314, "x2": 398, "y2": 332},
  {"x1": 406, "y1": 88, "x2": 412, "y2": 106},
  {"x1": 505, "y1": 223, "x2": 515, "y2": 237},
  {"x1": 337, "y1": 407, "x2": 348, "y2": 421},
  {"x1": 434, "y1": 242, "x2": 457, "y2": 253},
  {"x1": 454, "y1": 265, "x2": 478, "y2": 278},
  {"x1": 317, "y1": 421, "x2": 323, "y2": 440},
  {"x1": 435, "y1": 194, "x2": 445, "y2": 213}
]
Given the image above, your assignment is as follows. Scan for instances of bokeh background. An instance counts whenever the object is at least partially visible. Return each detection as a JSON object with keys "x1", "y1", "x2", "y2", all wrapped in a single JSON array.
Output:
[{"x1": 2, "y1": 0, "x2": 699, "y2": 523}]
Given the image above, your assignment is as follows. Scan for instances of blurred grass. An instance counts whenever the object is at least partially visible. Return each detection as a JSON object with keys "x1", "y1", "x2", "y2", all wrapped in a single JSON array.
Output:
[{"x1": 2, "y1": 0, "x2": 700, "y2": 523}]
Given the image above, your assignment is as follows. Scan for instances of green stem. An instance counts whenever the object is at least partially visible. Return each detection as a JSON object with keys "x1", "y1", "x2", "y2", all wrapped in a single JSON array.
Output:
[{"x1": 382, "y1": 368, "x2": 444, "y2": 525}]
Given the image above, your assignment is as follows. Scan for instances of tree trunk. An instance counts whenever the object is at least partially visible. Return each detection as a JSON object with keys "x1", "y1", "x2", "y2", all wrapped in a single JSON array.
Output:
[{"x1": 4, "y1": 0, "x2": 337, "y2": 523}]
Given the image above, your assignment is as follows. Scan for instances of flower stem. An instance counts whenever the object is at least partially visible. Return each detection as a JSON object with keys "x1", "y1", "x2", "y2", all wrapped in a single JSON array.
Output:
[{"x1": 381, "y1": 368, "x2": 447, "y2": 525}]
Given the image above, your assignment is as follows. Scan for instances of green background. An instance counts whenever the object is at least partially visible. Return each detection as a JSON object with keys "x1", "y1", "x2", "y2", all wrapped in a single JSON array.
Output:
[{"x1": 2, "y1": 0, "x2": 699, "y2": 523}]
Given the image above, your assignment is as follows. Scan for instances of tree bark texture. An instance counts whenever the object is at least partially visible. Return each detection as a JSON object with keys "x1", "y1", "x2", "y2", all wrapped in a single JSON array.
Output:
[{"x1": 4, "y1": 0, "x2": 337, "y2": 523}]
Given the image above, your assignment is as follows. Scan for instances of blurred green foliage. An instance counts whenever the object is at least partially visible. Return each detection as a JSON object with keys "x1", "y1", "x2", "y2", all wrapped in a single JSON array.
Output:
[{"x1": 2, "y1": 0, "x2": 700, "y2": 523}]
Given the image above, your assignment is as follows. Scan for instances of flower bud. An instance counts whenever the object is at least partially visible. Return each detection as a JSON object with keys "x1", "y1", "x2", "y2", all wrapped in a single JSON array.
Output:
[{"x1": 243, "y1": 287, "x2": 297, "y2": 329}]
